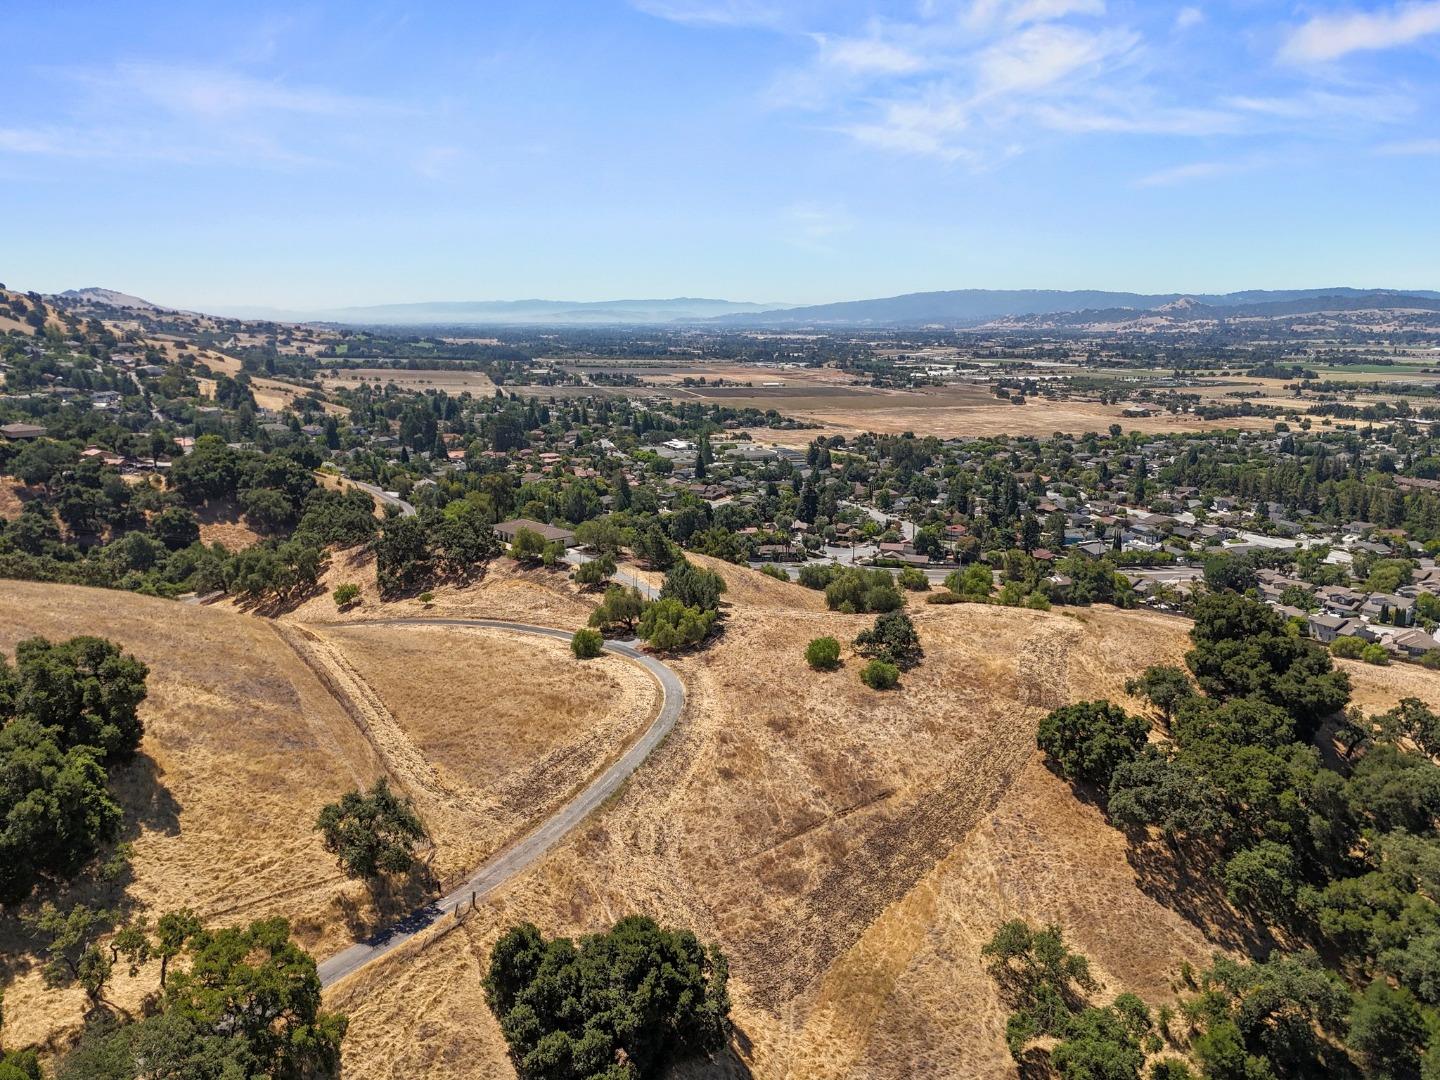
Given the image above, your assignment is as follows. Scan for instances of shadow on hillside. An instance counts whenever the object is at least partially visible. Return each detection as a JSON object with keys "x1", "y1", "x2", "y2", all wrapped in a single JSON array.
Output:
[
  {"x1": 1043, "y1": 762, "x2": 1283, "y2": 957},
  {"x1": 1124, "y1": 841, "x2": 1284, "y2": 958},
  {"x1": 116, "y1": 752, "x2": 182, "y2": 840},
  {"x1": 333, "y1": 863, "x2": 440, "y2": 941},
  {"x1": 670, "y1": 1023, "x2": 756, "y2": 1079}
]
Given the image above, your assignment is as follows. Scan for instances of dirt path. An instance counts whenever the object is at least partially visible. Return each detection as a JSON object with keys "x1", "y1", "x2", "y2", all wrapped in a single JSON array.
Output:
[{"x1": 313, "y1": 619, "x2": 685, "y2": 989}]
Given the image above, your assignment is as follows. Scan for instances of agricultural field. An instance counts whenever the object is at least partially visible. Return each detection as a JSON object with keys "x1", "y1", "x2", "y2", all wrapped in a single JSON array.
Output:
[{"x1": 317, "y1": 367, "x2": 496, "y2": 393}]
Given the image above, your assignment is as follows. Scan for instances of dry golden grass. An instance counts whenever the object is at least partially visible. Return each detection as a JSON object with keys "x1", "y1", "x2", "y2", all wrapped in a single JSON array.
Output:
[
  {"x1": 311, "y1": 622, "x2": 658, "y2": 883},
  {"x1": 331, "y1": 567, "x2": 1440, "y2": 1080},
  {"x1": 0, "y1": 477, "x2": 32, "y2": 519},
  {"x1": 0, "y1": 581, "x2": 385, "y2": 1052},
  {"x1": 193, "y1": 496, "x2": 264, "y2": 550},
  {"x1": 14, "y1": 557, "x2": 1440, "y2": 1078},
  {"x1": 278, "y1": 548, "x2": 599, "y2": 631}
]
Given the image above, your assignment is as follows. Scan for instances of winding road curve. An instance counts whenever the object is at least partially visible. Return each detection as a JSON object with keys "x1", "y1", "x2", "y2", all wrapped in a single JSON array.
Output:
[{"x1": 315, "y1": 617, "x2": 683, "y2": 988}]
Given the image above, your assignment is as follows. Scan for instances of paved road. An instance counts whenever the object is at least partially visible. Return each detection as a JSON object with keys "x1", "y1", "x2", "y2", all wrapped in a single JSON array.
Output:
[
  {"x1": 315, "y1": 618, "x2": 683, "y2": 988},
  {"x1": 348, "y1": 478, "x2": 416, "y2": 518},
  {"x1": 562, "y1": 550, "x2": 660, "y2": 599}
]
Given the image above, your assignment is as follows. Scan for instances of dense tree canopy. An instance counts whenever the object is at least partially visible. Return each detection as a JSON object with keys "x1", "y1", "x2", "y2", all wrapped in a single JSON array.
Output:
[{"x1": 485, "y1": 916, "x2": 730, "y2": 1080}]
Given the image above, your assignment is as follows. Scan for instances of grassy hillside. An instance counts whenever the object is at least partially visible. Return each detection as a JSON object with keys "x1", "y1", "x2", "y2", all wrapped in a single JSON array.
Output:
[{"x1": 8, "y1": 564, "x2": 1440, "y2": 1076}]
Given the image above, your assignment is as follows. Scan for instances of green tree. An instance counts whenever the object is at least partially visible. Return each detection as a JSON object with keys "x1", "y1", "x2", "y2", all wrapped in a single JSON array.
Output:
[
  {"x1": 1038, "y1": 701, "x2": 1149, "y2": 789},
  {"x1": 853, "y1": 611, "x2": 923, "y2": 671},
  {"x1": 316, "y1": 779, "x2": 428, "y2": 880},
  {"x1": 572, "y1": 553, "x2": 616, "y2": 587},
  {"x1": 23, "y1": 902, "x2": 117, "y2": 1005},
  {"x1": 589, "y1": 586, "x2": 648, "y2": 634},
  {"x1": 484, "y1": 916, "x2": 730, "y2": 1080},
  {"x1": 1348, "y1": 981, "x2": 1427, "y2": 1080},
  {"x1": 660, "y1": 560, "x2": 727, "y2": 611},
  {"x1": 1125, "y1": 665, "x2": 1194, "y2": 724}
]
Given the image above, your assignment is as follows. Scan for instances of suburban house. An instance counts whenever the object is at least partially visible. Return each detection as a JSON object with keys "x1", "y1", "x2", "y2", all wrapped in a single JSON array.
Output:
[{"x1": 493, "y1": 518, "x2": 577, "y2": 548}]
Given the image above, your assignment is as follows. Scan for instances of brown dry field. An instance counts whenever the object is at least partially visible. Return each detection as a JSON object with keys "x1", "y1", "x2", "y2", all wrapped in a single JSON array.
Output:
[
  {"x1": 318, "y1": 368, "x2": 496, "y2": 393},
  {"x1": 10, "y1": 561, "x2": 1440, "y2": 1078},
  {"x1": 666, "y1": 383, "x2": 1282, "y2": 441},
  {"x1": 309, "y1": 621, "x2": 658, "y2": 883}
]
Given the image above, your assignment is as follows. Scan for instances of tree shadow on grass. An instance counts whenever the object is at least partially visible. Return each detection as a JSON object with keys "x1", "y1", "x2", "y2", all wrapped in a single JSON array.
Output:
[
  {"x1": 1123, "y1": 839, "x2": 1285, "y2": 958},
  {"x1": 333, "y1": 862, "x2": 440, "y2": 942},
  {"x1": 1038, "y1": 760, "x2": 1284, "y2": 958}
]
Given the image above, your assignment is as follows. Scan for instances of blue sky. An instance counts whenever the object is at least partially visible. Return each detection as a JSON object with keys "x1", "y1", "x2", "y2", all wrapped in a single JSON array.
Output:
[{"x1": 2, "y1": 1, "x2": 1438, "y2": 309}]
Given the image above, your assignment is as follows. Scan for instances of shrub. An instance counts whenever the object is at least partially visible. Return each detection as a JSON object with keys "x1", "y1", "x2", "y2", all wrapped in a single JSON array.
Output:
[
  {"x1": 1037, "y1": 700, "x2": 1149, "y2": 788},
  {"x1": 1330, "y1": 635, "x2": 1367, "y2": 659},
  {"x1": 805, "y1": 636, "x2": 841, "y2": 671},
  {"x1": 926, "y1": 590, "x2": 965, "y2": 604},
  {"x1": 820, "y1": 567, "x2": 902, "y2": 613},
  {"x1": 638, "y1": 598, "x2": 716, "y2": 651},
  {"x1": 1360, "y1": 643, "x2": 1391, "y2": 666},
  {"x1": 758, "y1": 563, "x2": 790, "y2": 581},
  {"x1": 945, "y1": 564, "x2": 994, "y2": 602},
  {"x1": 897, "y1": 566, "x2": 930, "y2": 591},
  {"x1": 332, "y1": 582, "x2": 361, "y2": 609},
  {"x1": 417, "y1": 591, "x2": 434, "y2": 604},
  {"x1": 570, "y1": 628, "x2": 605, "y2": 659},
  {"x1": 860, "y1": 658, "x2": 900, "y2": 690}
]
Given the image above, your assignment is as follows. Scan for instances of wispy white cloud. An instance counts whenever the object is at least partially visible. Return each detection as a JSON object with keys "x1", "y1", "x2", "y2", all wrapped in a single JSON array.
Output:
[
  {"x1": 1174, "y1": 6, "x2": 1204, "y2": 32},
  {"x1": 1281, "y1": 1, "x2": 1440, "y2": 63},
  {"x1": 812, "y1": 34, "x2": 929, "y2": 75},
  {"x1": 974, "y1": 23, "x2": 1137, "y2": 96},
  {"x1": 1377, "y1": 137, "x2": 1440, "y2": 155},
  {"x1": 630, "y1": 0, "x2": 789, "y2": 28},
  {"x1": 1134, "y1": 159, "x2": 1245, "y2": 187},
  {"x1": 75, "y1": 62, "x2": 396, "y2": 119}
]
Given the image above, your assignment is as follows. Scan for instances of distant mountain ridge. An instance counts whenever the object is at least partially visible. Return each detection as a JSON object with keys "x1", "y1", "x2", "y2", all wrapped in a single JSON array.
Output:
[
  {"x1": 46, "y1": 285, "x2": 1440, "y2": 329},
  {"x1": 212, "y1": 297, "x2": 790, "y2": 326},
  {"x1": 710, "y1": 287, "x2": 1440, "y2": 328}
]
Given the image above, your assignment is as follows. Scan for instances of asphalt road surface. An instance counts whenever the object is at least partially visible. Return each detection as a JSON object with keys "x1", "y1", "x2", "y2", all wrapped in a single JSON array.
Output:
[{"x1": 315, "y1": 618, "x2": 682, "y2": 988}]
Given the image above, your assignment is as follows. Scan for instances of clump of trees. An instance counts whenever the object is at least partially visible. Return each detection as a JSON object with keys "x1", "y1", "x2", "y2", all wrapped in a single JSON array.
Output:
[
  {"x1": 0, "y1": 636, "x2": 148, "y2": 903},
  {"x1": 56, "y1": 915, "x2": 346, "y2": 1080},
  {"x1": 375, "y1": 504, "x2": 500, "y2": 598},
  {"x1": 316, "y1": 778, "x2": 428, "y2": 880},
  {"x1": 484, "y1": 916, "x2": 730, "y2": 1080},
  {"x1": 1036, "y1": 593, "x2": 1440, "y2": 1076},
  {"x1": 800, "y1": 564, "x2": 903, "y2": 614}
]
